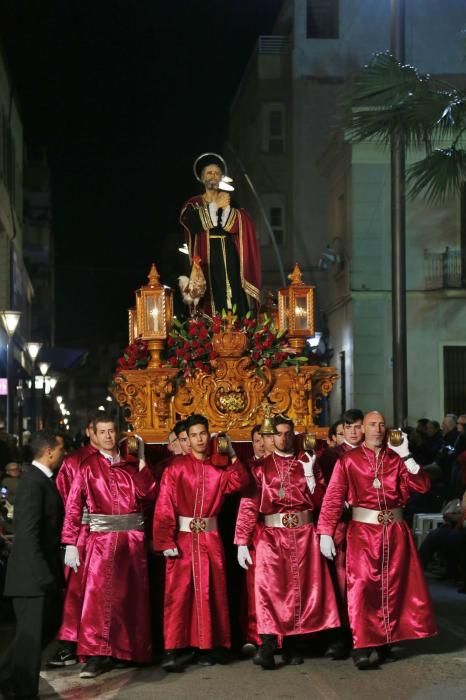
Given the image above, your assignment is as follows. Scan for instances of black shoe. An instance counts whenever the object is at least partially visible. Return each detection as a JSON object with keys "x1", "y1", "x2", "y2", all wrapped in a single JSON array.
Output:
[
  {"x1": 47, "y1": 647, "x2": 77, "y2": 667},
  {"x1": 375, "y1": 644, "x2": 394, "y2": 663},
  {"x1": 241, "y1": 642, "x2": 257, "y2": 658},
  {"x1": 112, "y1": 659, "x2": 134, "y2": 669},
  {"x1": 253, "y1": 646, "x2": 276, "y2": 670},
  {"x1": 325, "y1": 639, "x2": 351, "y2": 660},
  {"x1": 197, "y1": 651, "x2": 216, "y2": 667},
  {"x1": 352, "y1": 648, "x2": 372, "y2": 670},
  {"x1": 79, "y1": 656, "x2": 113, "y2": 678},
  {"x1": 161, "y1": 650, "x2": 195, "y2": 672},
  {"x1": 282, "y1": 652, "x2": 304, "y2": 665}
]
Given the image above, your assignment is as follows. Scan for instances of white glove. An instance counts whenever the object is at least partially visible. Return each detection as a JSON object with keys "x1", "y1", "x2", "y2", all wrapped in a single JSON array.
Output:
[
  {"x1": 163, "y1": 548, "x2": 179, "y2": 558},
  {"x1": 389, "y1": 431, "x2": 420, "y2": 473},
  {"x1": 237, "y1": 545, "x2": 253, "y2": 570},
  {"x1": 225, "y1": 434, "x2": 236, "y2": 459},
  {"x1": 299, "y1": 453, "x2": 316, "y2": 494},
  {"x1": 388, "y1": 431, "x2": 409, "y2": 458},
  {"x1": 64, "y1": 545, "x2": 80, "y2": 573},
  {"x1": 320, "y1": 534, "x2": 336, "y2": 560},
  {"x1": 132, "y1": 434, "x2": 145, "y2": 462}
]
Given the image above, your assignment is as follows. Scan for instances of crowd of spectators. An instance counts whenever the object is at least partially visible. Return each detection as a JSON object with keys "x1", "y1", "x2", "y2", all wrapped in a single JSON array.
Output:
[{"x1": 406, "y1": 413, "x2": 466, "y2": 592}]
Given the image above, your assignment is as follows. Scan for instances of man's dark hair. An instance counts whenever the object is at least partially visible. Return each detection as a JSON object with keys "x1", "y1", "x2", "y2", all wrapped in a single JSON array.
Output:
[
  {"x1": 430, "y1": 420, "x2": 440, "y2": 432},
  {"x1": 273, "y1": 415, "x2": 294, "y2": 433},
  {"x1": 328, "y1": 420, "x2": 343, "y2": 440},
  {"x1": 92, "y1": 412, "x2": 117, "y2": 433},
  {"x1": 174, "y1": 420, "x2": 187, "y2": 437},
  {"x1": 342, "y1": 409, "x2": 364, "y2": 425},
  {"x1": 30, "y1": 431, "x2": 59, "y2": 459},
  {"x1": 251, "y1": 424, "x2": 262, "y2": 440},
  {"x1": 185, "y1": 414, "x2": 209, "y2": 434},
  {"x1": 86, "y1": 411, "x2": 104, "y2": 429}
]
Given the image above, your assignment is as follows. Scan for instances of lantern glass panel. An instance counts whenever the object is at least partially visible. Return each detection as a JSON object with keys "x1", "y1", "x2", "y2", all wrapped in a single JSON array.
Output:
[
  {"x1": 294, "y1": 296, "x2": 309, "y2": 331},
  {"x1": 145, "y1": 295, "x2": 164, "y2": 334},
  {"x1": 281, "y1": 295, "x2": 290, "y2": 330}
]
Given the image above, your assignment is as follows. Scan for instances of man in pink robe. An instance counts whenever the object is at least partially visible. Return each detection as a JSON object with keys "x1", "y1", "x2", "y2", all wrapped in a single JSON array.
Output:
[
  {"x1": 235, "y1": 416, "x2": 341, "y2": 670},
  {"x1": 240, "y1": 425, "x2": 266, "y2": 654},
  {"x1": 153, "y1": 414, "x2": 249, "y2": 669},
  {"x1": 318, "y1": 411, "x2": 438, "y2": 669},
  {"x1": 61, "y1": 414, "x2": 156, "y2": 678},
  {"x1": 316, "y1": 408, "x2": 364, "y2": 660},
  {"x1": 47, "y1": 417, "x2": 99, "y2": 668}
]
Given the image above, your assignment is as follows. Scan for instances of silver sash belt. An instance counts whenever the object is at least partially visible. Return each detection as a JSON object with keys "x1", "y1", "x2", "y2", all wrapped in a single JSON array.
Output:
[
  {"x1": 264, "y1": 510, "x2": 313, "y2": 529},
  {"x1": 352, "y1": 506, "x2": 403, "y2": 525},
  {"x1": 178, "y1": 515, "x2": 218, "y2": 534},
  {"x1": 81, "y1": 507, "x2": 90, "y2": 525},
  {"x1": 89, "y1": 513, "x2": 144, "y2": 532}
]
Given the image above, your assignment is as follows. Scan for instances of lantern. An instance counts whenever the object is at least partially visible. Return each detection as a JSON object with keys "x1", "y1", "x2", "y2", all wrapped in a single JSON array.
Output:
[
  {"x1": 135, "y1": 264, "x2": 173, "y2": 367},
  {"x1": 278, "y1": 263, "x2": 314, "y2": 353},
  {"x1": 128, "y1": 307, "x2": 138, "y2": 343}
]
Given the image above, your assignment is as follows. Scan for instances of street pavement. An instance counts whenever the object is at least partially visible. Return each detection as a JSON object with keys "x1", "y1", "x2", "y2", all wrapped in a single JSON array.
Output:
[{"x1": 3, "y1": 579, "x2": 466, "y2": 700}]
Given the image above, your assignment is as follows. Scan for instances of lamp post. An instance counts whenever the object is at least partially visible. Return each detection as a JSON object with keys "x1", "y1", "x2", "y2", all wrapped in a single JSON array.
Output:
[
  {"x1": 390, "y1": 0, "x2": 407, "y2": 426},
  {"x1": 0, "y1": 310, "x2": 22, "y2": 434},
  {"x1": 38, "y1": 362, "x2": 51, "y2": 430},
  {"x1": 25, "y1": 342, "x2": 42, "y2": 432}
]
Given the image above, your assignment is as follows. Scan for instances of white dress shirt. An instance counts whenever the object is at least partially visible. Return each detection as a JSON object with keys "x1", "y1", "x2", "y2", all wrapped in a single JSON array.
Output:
[{"x1": 32, "y1": 460, "x2": 53, "y2": 479}]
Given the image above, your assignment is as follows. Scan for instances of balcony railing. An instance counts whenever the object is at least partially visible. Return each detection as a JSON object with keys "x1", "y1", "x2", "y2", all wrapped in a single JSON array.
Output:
[
  {"x1": 258, "y1": 36, "x2": 291, "y2": 55},
  {"x1": 424, "y1": 247, "x2": 465, "y2": 289}
]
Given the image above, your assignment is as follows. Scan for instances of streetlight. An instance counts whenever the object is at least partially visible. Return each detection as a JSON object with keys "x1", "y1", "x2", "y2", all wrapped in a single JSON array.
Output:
[
  {"x1": 25, "y1": 342, "x2": 42, "y2": 432},
  {"x1": 39, "y1": 362, "x2": 51, "y2": 430},
  {"x1": 0, "y1": 310, "x2": 22, "y2": 434}
]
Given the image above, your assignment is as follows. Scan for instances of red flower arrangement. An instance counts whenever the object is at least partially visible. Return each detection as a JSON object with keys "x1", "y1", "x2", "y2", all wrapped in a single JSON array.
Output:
[
  {"x1": 166, "y1": 317, "x2": 217, "y2": 379},
  {"x1": 116, "y1": 337, "x2": 150, "y2": 372},
  {"x1": 167, "y1": 311, "x2": 307, "y2": 381}
]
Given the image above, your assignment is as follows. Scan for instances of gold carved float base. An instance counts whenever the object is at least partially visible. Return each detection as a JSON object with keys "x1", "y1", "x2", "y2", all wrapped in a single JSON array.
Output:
[{"x1": 112, "y1": 330, "x2": 337, "y2": 443}]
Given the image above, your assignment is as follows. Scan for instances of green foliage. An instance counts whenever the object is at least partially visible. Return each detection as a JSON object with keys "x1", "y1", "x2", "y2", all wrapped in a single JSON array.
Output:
[{"x1": 346, "y1": 52, "x2": 466, "y2": 204}]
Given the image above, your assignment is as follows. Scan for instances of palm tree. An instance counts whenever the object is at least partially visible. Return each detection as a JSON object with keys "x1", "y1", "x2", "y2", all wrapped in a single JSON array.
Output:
[{"x1": 346, "y1": 52, "x2": 466, "y2": 204}]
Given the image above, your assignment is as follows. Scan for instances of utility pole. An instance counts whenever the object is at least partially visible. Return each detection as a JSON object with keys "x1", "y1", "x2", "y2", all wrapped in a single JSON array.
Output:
[{"x1": 390, "y1": 0, "x2": 407, "y2": 426}]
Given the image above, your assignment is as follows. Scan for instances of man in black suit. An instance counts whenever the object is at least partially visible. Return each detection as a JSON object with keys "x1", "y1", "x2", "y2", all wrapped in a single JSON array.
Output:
[{"x1": 0, "y1": 431, "x2": 65, "y2": 699}]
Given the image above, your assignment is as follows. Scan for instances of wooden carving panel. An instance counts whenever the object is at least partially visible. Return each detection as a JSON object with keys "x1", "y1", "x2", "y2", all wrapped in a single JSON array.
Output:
[{"x1": 112, "y1": 331, "x2": 338, "y2": 443}]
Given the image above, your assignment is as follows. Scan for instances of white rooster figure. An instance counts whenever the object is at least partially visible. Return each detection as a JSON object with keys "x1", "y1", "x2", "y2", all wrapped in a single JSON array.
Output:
[{"x1": 178, "y1": 255, "x2": 207, "y2": 315}]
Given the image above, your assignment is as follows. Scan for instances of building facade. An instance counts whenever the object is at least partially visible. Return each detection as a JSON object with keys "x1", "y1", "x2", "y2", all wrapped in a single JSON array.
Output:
[{"x1": 228, "y1": 0, "x2": 466, "y2": 422}]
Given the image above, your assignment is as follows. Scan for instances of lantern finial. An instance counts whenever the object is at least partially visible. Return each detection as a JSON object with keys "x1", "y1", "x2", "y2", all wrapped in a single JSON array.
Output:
[
  {"x1": 288, "y1": 263, "x2": 303, "y2": 286},
  {"x1": 147, "y1": 264, "x2": 161, "y2": 287}
]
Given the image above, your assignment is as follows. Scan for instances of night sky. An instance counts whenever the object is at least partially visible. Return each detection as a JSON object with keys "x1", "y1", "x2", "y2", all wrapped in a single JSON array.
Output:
[{"x1": 0, "y1": 0, "x2": 283, "y2": 348}]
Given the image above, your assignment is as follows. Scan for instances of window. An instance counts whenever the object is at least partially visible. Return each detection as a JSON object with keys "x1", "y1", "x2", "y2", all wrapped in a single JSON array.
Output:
[
  {"x1": 460, "y1": 183, "x2": 466, "y2": 286},
  {"x1": 262, "y1": 103, "x2": 285, "y2": 153},
  {"x1": 262, "y1": 194, "x2": 286, "y2": 246},
  {"x1": 443, "y1": 346, "x2": 466, "y2": 415},
  {"x1": 307, "y1": 0, "x2": 339, "y2": 39}
]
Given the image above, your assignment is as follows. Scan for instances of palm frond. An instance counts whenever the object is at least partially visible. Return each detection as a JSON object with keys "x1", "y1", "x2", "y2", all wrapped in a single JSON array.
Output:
[
  {"x1": 407, "y1": 147, "x2": 466, "y2": 204},
  {"x1": 346, "y1": 53, "x2": 466, "y2": 149}
]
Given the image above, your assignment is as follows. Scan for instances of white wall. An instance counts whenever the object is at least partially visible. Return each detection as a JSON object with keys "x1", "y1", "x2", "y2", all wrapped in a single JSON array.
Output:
[{"x1": 292, "y1": 0, "x2": 466, "y2": 78}]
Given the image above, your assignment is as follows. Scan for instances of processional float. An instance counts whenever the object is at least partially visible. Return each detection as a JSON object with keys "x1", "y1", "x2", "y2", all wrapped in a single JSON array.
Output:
[{"x1": 112, "y1": 263, "x2": 337, "y2": 443}]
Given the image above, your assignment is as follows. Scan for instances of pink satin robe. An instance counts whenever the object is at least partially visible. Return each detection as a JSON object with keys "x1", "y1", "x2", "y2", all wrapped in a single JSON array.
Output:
[
  {"x1": 316, "y1": 441, "x2": 354, "y2": 623},
  {"x1": 55, "y1": 444, "x2": 96, "y2": 643},
  {"x1": 153, "y1": 454, "x2": 249, "y2": 650},
  {"x1": 235, "y1": 453, "x2": 341, "y2": 637},
  {"x1": 317, "y1": 445, "x2": 438, "y2": 648},
  {"x1": 61, "y1": 453, "x2": 156, "y2": 661},
  {"x1": 240, "y1": 456, "x2": 264, "y2": 646}
]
